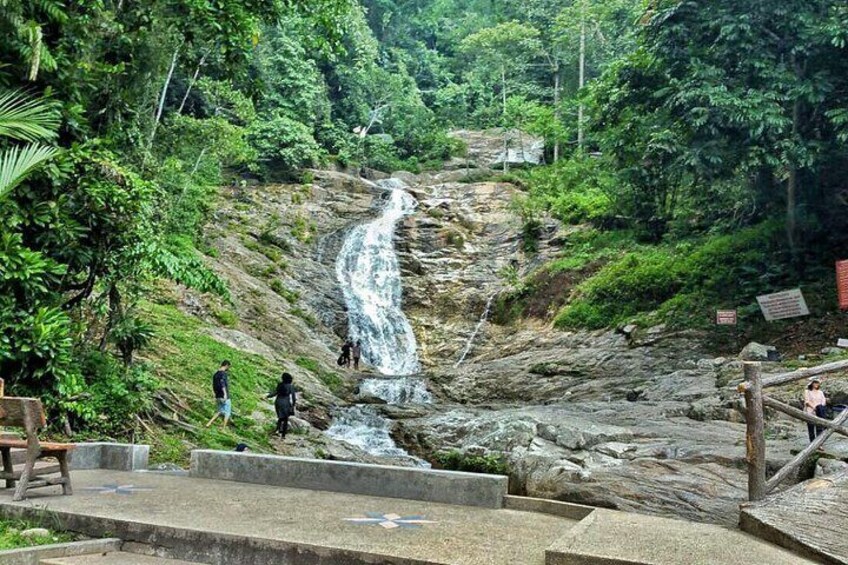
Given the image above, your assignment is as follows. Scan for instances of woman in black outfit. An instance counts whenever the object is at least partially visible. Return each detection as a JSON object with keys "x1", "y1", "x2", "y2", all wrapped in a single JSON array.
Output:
[{"x1": 267, "y1": 372, "x2": 296, "y2": 437}]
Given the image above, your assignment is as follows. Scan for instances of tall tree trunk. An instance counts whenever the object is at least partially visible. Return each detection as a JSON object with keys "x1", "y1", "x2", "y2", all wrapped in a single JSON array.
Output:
[
  {"x1": 577, "y1": 18, "x2": 586, "y2": 150},
  {"x1": 148, "y1": 45, "x2": 180, "y2": 150},
  {"x1": 787, "y1": 51, "x2": 804, "y2": 275},
  {"x1": 502, "y1": 67, "x2": 508, "y2": 174},
  {"x1": 99, "y1": 284, "x2": 122, "y2": 352},
  {"x1": 177, "y1": 51, "x2": 208, "y2": 115},
  {"x1": 553, "y1": 62, "x2": 561, "y2": 163},
  {"x1": 787, "y1": 98, "x2": 800, "y2": 273}
]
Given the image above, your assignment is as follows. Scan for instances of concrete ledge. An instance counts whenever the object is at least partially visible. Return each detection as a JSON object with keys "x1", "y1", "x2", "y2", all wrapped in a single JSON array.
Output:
[
  {"x1": 0, "y1": 538, "x2": 122, "y2": 565},
  {"x1": 69, "y1": 443, "x2": 149, "y2": 472},
  {"x1": 190, "y1": 450, "x2": 508, "y2": 509},
  {"x1": 504, "y1": 495, "x2": 594, "y2": 521},
  {"x1": 0, "y1": 505, "x2": 438, "y2": 565}
]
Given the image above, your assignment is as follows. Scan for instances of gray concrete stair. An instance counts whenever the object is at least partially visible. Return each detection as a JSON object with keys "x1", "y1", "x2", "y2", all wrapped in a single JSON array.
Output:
[{"x1": 41, "y1": 552, "x2": 203, "y2": 565}]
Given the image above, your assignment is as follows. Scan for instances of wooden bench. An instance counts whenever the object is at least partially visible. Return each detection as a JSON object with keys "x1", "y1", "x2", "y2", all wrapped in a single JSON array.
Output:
[{"x1": 0, "y1": 397, "x2": 74, "y2": 501}]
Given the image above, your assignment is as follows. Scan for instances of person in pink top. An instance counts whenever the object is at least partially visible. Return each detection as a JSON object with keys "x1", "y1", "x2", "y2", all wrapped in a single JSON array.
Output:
[{"x1": 804, "y1": 377, "x2": 827, "y2": 442}]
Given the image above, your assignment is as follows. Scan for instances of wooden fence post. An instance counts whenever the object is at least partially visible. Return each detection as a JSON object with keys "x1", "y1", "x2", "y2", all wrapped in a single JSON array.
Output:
[{"x1": 744, "y1": 362, "x2": 767, "y2": 501}]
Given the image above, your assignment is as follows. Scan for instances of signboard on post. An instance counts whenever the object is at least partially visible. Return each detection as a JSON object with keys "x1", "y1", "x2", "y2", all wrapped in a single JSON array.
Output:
[
  {"x1": 716, "y1": 310, "x2": 738, "y2": 326},
  {"x1": 837, "y1": 260, "x2": 848, "y2": 311},
  {"x1": 756, "y1": 289, "x2": 810, "y2": 321}
]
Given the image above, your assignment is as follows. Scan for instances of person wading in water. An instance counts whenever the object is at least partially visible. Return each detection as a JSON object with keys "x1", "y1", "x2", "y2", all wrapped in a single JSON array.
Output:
[{"x1": 267, "y1": 372, "x2": 297, "y2": 438}]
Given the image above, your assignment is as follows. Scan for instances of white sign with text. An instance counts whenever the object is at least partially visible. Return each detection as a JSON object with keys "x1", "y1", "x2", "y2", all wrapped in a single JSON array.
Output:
[{"x1": 756, "y1": 289, "x2": 810, "y2": 321}]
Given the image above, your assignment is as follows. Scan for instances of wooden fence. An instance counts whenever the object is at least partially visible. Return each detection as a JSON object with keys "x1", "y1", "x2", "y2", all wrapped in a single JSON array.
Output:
[{"x1": 738, "y1": 359, "x2": 848, "y2": 501}]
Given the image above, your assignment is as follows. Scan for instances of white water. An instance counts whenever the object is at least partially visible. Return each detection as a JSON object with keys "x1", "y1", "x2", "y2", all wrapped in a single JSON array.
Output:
[
  {"x1": 330, "y1": 179, "x2": 428, "y2": 464},
  {"x1": 325, "y1": 405, "x2": 427, "y2": 466},
  {"x1": 359, "y1": 377, "x2": 432, "y2": 404},
  {"x1": 454, "y1": 293, "x2": 497, "y2": 366},
  {"x1": 335, "y1": 180, "x2": 420, "y2": 375}
]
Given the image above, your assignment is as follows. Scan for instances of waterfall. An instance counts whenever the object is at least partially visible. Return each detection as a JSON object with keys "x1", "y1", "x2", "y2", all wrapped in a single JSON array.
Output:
[
  {"x1": 454, "y1": 293, "x2": 497, "y2": 367},
  {"x1": 335, "y1": 180, "x2": 420, "y2": 375},
  {"x1": 329, "y1": 178, "x2": 428, "y2": 466}
]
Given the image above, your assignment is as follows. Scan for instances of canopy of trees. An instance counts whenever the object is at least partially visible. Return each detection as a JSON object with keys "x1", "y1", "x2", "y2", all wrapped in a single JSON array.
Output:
[{"x1": 1, "y1": 0, "x2": 846, "y2": 432}]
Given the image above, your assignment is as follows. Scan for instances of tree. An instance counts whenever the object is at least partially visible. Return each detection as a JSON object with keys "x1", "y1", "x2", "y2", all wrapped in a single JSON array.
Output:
[
  {"x1": 460, "y1": 22, "x2": 542, "y2": 171},
  {"x1": 0, "y1": 91, "x2": 59, "y2": 198}
]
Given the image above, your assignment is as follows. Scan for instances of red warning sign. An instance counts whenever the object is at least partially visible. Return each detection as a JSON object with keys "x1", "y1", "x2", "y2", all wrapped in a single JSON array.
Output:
[{"x1": 838, "y1": 260, "x2": 848, "y2": 311}]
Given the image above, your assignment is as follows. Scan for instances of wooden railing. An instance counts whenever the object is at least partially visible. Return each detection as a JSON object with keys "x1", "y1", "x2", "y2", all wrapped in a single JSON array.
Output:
[{"x1": 738, "y1": 359, "x2": 848, "y2": 501}]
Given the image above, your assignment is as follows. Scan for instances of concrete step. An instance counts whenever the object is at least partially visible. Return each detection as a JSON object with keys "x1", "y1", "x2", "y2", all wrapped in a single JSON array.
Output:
[
  {"x1": 546, "y1": 508, "x2": 817, "y2": 565},
  {"x1": 41, "y1": 553, "x2": 203, "y2": 565}
]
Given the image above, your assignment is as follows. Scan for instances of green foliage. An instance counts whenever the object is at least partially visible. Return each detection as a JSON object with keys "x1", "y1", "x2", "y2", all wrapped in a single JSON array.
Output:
[
  {"x1": 510, "y1": 196, "x2": 544, "y2": 253},
  {"x1": 0, "y1": 519, "x2": 75, "y2": 550},
  {"x1": 77, "y1": 350, "x2": 159, "y2": 435},
  {"x1": 213, "y1": 309, "x2": 239, "y2": 328},
  {"x1": 249, "y1": 115, "x2": 324, "y2": 175},
  {"x1": 433, "y1": 450, "x2": 510, "y2": 476},
  {"x1": 524, "y1": 155, "x2": 615, "y2": 225},
  {"x1": 555, "y1": 223, "x2": 782, "y2": 329},
  {"x1": 270, "y1": 280, "x2": 299, "y2": 303}
]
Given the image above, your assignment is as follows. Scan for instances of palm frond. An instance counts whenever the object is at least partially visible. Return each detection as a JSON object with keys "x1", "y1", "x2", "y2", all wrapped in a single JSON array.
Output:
[
  {"x1": 0, "y1": 143, "x2": 58, "y2": 199},
  {"x1": 0, "y1": 89, "x2": 59, "y2": 142}
]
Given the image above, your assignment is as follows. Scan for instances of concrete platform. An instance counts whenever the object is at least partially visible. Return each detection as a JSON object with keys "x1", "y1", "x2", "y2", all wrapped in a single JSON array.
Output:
[
  {"x1": 547, "y1": 508, "x2": 818, "y2": 565},
  {"x1": 0, "y1": 470, "x2": 575, "y2": 565},
  {"x1": 741, "y1": 471, "x2": 848, "y2": 565},
  {"x1": 41, "y1": 553, "x2": 201, "y2": 565}
]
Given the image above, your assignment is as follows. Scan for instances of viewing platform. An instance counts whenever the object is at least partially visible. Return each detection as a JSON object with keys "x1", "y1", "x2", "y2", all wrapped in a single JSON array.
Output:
[{"x1": 0, "y1": 447, "x2": 818, "y2": 565}]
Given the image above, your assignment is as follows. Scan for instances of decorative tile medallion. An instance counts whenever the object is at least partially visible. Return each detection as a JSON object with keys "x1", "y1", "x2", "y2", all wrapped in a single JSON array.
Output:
[
  {"x1": 344, "y1": 512, "x2": 437, "y2": 529},
  {"x1": 81, "y1": 484, "x2": 154, "y2": 495}
]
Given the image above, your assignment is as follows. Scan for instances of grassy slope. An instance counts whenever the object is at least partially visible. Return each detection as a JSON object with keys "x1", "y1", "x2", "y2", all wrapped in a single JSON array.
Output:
[
  {"x1": 137, "y1": 301, "x2": 281, "y2": 465},
  {"x1": 498, "y1": 221, "x2": 847, "y2": 355}
]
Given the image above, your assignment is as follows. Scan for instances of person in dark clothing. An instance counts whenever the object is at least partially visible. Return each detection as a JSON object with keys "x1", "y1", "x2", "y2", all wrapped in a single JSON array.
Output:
[
  {"x1": 352, "y1": 340, "x2": 362, "y2": 371},
  {"x1": 206, "y1": 360, "x2": 231, "y2": 428},
  {"x1": 267, "y1": 372, "x2": 297, "y2": 438},
  {"x1": 341, "y1": 340, "x2": 352, "y2": 369}
]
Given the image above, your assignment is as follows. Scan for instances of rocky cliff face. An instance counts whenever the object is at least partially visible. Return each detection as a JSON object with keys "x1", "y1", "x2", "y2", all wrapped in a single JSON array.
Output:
[{"x1": 175, "y1": 131, "x2": 822, "y2": 528}]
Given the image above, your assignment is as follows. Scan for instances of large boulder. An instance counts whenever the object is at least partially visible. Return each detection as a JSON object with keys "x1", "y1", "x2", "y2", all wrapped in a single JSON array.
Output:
[{"x1": 739, "y1": 341, "x2": 777, "y2": 361}]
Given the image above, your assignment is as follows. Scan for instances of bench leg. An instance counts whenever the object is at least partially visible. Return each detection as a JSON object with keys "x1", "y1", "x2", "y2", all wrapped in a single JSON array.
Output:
[
  {"x1": 0, "y1": 447, "x2": 14, "y2": 489},
  {"x1": 13, "y1": 456, "x2": 34, "y2": 501},
  {"x1": 58, "y1": 452, "x2": 72, "y2": 495}
]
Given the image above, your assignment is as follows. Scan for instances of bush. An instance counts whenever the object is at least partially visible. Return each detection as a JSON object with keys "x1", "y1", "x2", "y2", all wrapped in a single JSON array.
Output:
[
  {"x1": 213, "y1": 309, "x2": 239, "y2": 327},
  {"x1": 554, "y1": 222, "x2": 782, "y2": 330},
  {"x1": 525, "y1": 155, "x2": 616, "y2": 225},
  {"x1": 249, "y1": 114, "x2": 324, "y2": 174},
  {"x1": 77, "y1": 350, "x2": 159, "y2": 435},
  {"x1": 433, "y1": 450, "x2": 509, "y2": 475}
]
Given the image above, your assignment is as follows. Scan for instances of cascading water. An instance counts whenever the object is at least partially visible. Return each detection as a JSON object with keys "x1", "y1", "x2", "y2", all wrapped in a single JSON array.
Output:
[
  {"x1": 335, "y1": 179, "x2": 420, "y2": 375},
  {"x1": 455, "y1": 292, "x2": 497, "y2": 366},
  {"x1": 324, "y1": 405, "x2": 421, "y2": 462},
  {"x1": 328, "y1": 178, "x2": 429, "y2": 465},
  {"x1": 358, "y1": 377, "x2": 433, "y2": 405}
]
